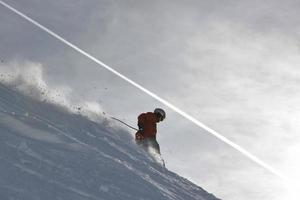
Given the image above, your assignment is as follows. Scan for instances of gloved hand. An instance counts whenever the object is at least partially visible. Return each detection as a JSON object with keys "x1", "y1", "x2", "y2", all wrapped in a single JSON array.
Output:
[{"x1": 135, "y1": 131, "x2": 144, "y2": 140}]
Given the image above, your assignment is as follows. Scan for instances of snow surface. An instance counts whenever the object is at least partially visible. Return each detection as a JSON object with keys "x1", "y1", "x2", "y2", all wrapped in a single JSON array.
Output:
[{"x1": 0, "y1": 83, "x2": 220, "y2": 200}]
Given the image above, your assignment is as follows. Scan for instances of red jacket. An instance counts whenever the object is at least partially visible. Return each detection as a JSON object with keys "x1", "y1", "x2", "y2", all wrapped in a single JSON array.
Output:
[{"x1": 135, "y1": 112, "x2": 158, "y2": 140}]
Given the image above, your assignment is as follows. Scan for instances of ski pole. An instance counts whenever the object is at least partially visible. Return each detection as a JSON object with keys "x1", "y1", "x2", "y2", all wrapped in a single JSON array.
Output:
[{"x1": 111, "y1": 117, "x2": 138, "y2": 131}]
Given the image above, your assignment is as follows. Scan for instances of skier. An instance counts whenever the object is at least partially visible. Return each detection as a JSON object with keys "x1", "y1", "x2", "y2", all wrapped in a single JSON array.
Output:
[{"x1": 135, "y1": 108, "x2": 166, "y2": 164}]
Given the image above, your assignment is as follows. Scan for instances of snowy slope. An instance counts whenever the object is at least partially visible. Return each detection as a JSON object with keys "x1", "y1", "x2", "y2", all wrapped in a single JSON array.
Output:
[{"x1": 0, "y1": 83, "x2": 220, "y2": 200}]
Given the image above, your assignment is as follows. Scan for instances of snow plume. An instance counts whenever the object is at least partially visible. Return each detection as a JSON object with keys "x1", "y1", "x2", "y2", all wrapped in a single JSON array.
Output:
[
  {"x1": 0, "y1": 60, "x2": 71, "y2": 104},
  {"x1": 0, "y1": 60, "x2": 106, "y2": 123}
]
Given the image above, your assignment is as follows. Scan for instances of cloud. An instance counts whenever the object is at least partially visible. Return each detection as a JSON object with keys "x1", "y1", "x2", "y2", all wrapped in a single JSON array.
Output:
[
  {"x1": 181, "y1": 19, "x2": 300, "y2": 151},
  {"x1": 175, "y1": 20, "x2": 300, "y2": 199}
]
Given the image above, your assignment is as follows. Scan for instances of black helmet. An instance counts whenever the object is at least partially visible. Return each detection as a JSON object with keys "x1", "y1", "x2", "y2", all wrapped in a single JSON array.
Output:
[{"x1": 154, "y1": 108, "x2": 166, "y2": 121}]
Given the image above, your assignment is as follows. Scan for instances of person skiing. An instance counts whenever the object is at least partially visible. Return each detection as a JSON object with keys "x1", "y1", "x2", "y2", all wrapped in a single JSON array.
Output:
[{"x1": 135, "y1": 108, "x2": 166, "y2": 161}]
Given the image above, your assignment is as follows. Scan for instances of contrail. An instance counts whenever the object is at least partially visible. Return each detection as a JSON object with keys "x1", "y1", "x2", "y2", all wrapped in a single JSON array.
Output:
[{"x1": 0, "y1": 0, "x2": 286, "y2": 180}]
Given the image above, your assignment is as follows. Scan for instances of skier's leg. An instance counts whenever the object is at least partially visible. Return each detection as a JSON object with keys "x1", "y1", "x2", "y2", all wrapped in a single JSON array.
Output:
[
  {"x1": 136, "y1": 139, "x2": 148, "y2": 151},
  {"x1": 149, "y1": 139, "x2": 161, "y2": 155},
  {"x1": 136, "y1": 139, "x2": 165, "y2": 167},
  {"x1": 147, "y1": 139, "x2": 165, "y2": 167}
]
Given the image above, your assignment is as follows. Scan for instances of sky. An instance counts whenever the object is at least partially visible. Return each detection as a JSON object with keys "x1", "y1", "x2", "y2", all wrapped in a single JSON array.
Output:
[{"x1": 1, "y1": 0, "x2": 300, "y2": 199}]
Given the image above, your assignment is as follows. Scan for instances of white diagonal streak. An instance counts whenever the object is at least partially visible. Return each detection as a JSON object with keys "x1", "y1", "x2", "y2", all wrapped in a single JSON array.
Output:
[{"x1": 0, "y1": 0, "x2": 286, "y2": 180}]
